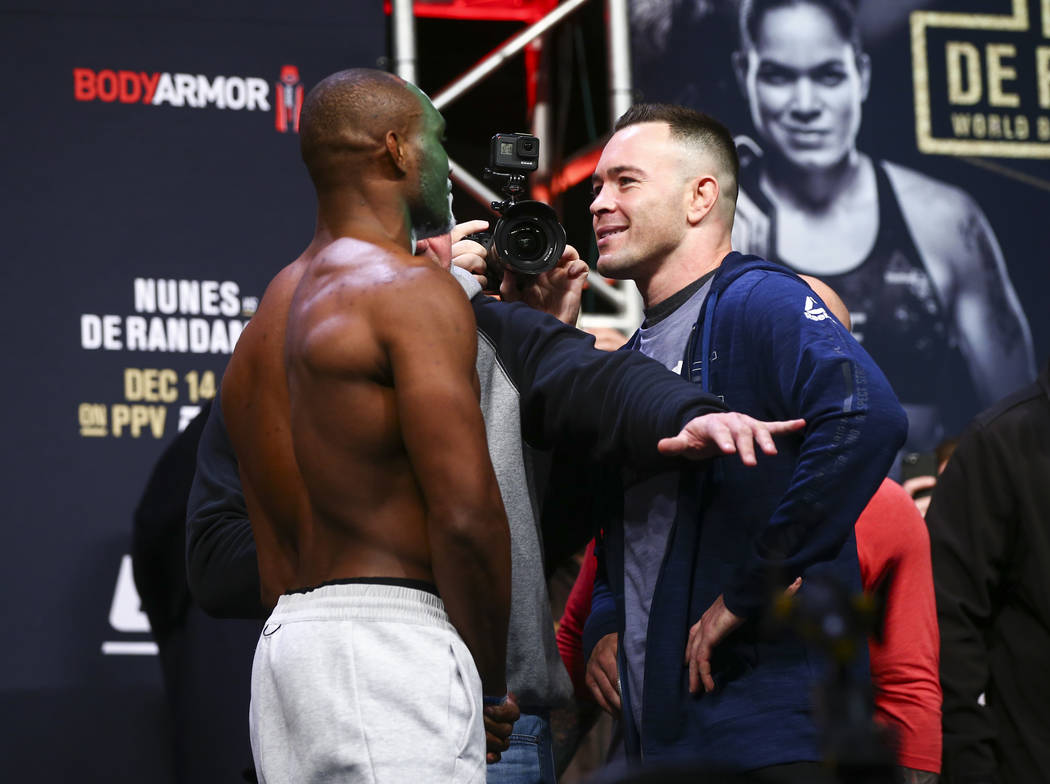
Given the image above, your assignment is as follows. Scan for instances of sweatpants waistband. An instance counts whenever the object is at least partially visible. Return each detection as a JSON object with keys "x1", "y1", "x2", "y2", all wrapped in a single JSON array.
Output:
[{"x1": 268, "y1": 582, "x2": 452, "y2": 629}]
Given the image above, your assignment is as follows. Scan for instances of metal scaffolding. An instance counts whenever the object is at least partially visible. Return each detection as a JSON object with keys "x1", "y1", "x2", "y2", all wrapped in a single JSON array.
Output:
[{"x1": 390, "y1": 0, "x2": 644, "y2": 333}]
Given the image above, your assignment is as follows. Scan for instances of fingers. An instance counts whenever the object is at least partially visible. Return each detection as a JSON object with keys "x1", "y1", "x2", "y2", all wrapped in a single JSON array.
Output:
[
  {"x1": 768, "y1": 418, "x2": 806, "y2": 434},
  {"x1": 685, "y1": 618, "x2": 715, "y2": 694},
  {"x1": 698, "y1": 644, "x2": 715, "y2": 693},
  {"x1": 451, "y1": 219, "x2": 490, "y2": 243},
  {"x1": 685, "y1": 619, "x2": 702, "y2": 693},
  {"x1": 732, "y1": 421, "x2": 758, "y2": 466},
  {"x1": 560, "y1": 243, "x2": 581, "y2": 264},
  {"x1": 656, "y1": 434, "x2": 687, "y2": 456},
  {"x1": 784, "y1": 577, "x2": 802, "y2": 597},
  {"x1": 483, "y1": 695, "x2": 518, "y2": 763},
  {"x1": 915, "y1": 495, "x2": 932, "y2": 517},
  {"x1": 902, "y1": 475, "x2": 937, "y2": 495},
  {"x1": 662, "y1": 414, "x2": 806, "y2": 463},
  {"x1": 566, "y1": 259, "x2": 589, "y2": 279},
  {"x1": 585, "y1": 635, "x2": 621, "y2": 717}
]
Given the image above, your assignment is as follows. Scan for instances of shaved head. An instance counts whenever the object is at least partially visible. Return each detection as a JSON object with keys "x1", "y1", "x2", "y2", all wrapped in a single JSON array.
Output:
[
  {"x1": 298, "y1": 68, "x2": 452, "y2": 239},
  {"x1": 299, "y1": 68, "x2": 425, "y2": 191}
]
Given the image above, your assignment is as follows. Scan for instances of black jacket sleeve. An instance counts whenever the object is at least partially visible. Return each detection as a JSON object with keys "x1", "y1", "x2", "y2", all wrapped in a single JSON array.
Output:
[
  {"x1": 131, "y1": 404, "x2": 211, "y2": 642},
  {"x1": 926, "y1": 422, "x2": 1011, "y2": 784},
  {"x1": 471, "y1": 296, "x2": 726, "y2": 467},
  {"x1": 185, "y1": 398, "x2": 266, "y2": 619}
]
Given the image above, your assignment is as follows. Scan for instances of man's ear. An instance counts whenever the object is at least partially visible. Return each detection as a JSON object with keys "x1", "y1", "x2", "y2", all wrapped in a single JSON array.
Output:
[
  {"x1": 385, "y1": 129, "x2": 408, "y2": 175},
  {"x1": 687, "y1": 175, "x2": 720, "y2": 225}
]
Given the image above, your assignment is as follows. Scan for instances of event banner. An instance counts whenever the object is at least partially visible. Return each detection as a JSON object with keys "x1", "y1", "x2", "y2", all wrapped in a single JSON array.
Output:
[
  {"x1": 0, "y1": 1, "x2": 383, "y2": 780},
  {"x1": 631, "y1": 0, "x2": 1049, "y2": 455}
]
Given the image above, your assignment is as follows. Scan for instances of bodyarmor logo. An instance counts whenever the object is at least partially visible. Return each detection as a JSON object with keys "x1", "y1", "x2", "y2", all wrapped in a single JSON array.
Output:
[
  {"x1": 73, "y1": 65, "x2": 304, "y2": 133},
  {"x1": 911, "y1": 0, "x2": 1050, "y2": 157},
  {"x1": 275, "y1": 65, "x2": 303, "y2": 133}
]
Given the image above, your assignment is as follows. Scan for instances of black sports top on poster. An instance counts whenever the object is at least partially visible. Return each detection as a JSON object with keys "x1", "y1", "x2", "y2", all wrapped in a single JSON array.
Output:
[{"x1": 742, "y1": 158, "x2": 957, "y2": 406}]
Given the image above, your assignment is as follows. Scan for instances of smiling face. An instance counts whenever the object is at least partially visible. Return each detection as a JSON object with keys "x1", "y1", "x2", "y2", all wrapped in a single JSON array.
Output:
[
  {"x1": 590, "y1": 122, "x2": 696, "y2": 281},
  {"x1": 736, "y1": 1, "x2": 869, "y2": 171}
]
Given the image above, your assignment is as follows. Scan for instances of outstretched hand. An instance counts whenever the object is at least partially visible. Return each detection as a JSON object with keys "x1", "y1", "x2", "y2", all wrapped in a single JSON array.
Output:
[{"x1": 658, "y1": 412, "x2": 805, "y2": 465}]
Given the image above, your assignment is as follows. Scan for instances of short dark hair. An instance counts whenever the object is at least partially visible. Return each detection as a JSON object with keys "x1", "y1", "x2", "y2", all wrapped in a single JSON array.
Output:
[
  {"x1": 739, "y1": 0, "x2": 863, "y2": 54},
  {"x1": 614, "y1": 103, "x2": 739, "y2": 204},
  {"x1": 299, "y1": 68, "x2": 422, "y2": 191}
]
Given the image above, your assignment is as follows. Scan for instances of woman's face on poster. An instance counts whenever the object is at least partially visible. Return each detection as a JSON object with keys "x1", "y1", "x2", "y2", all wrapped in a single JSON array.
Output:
[{"x1": 734, "y1": 2, "x2": 871, "y2": 171}]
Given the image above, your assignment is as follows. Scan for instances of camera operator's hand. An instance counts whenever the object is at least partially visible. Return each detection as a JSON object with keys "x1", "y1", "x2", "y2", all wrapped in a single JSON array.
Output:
[
  {"x1": 450, "y1": 219, "x2": 493, "y2": 290},
  {"x1": 500, "y1": 244, "x2": 588, "y2": 326}
]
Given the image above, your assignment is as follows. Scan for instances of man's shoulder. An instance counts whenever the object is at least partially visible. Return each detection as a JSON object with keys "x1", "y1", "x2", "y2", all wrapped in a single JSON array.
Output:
[
  {"x1": 972, "y1": 377, "x2": 1049, "y2": 434},
  {"x1": 717, "y1": 256, "x2": 809, "y2": 311},
  {"x1": 294, "y1": 240, "x2": 469, "y2": 337}
]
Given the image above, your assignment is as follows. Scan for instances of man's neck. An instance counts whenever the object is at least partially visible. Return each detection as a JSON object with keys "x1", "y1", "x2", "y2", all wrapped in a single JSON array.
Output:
[
  {"x1": 636, "y1": 235, "x2": 732, "y2": 310},
  {"x1": 314, "y1": 185, "x2": 414, "y2": 254},
  {"x1": 761, "y1": 149, "x2": 867, "y2": 211}
]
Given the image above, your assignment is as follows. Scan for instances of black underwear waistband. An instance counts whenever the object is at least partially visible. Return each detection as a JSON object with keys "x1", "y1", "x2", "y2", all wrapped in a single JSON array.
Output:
[{"x1": 286, "y1": 576, "x2": 439, "y2": 598}]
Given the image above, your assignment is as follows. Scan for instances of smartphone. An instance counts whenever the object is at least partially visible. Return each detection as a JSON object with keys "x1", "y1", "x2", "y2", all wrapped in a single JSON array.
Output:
[{"x1": 901, "y1": 451, "x2": 937, "y2": 482}]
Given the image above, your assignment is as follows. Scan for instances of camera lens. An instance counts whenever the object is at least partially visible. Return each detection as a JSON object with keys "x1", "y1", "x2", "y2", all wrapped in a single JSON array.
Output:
[
  {"x1": 492, "y1": 200, "x2": 567, "y2": 276},
  {"x1": 508, "y1": 224, "x2": 544, "y2": 261}
]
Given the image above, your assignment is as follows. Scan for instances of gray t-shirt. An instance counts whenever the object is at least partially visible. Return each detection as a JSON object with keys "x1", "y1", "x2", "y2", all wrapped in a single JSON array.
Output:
[{"x1": 622, "y1": 273, "x2": 714, "y2": 734}]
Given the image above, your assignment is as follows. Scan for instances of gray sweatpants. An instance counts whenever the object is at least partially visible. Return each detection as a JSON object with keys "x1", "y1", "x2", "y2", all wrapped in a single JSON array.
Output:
[{"x1": 249, "y1": 583, "x2": 485, "y2": 783}]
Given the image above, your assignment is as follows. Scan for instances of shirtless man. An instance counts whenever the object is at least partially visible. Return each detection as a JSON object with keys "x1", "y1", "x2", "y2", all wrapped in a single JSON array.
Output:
[
  {"x1": 221, "y1": 68, "x2": 511, "y2": 783},
  {"x1": 730, "y1": 0, "x2": 1035, "y2": 454}
]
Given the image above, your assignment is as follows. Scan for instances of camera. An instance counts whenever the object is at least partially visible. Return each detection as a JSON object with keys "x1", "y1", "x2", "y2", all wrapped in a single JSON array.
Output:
[{"x1": 474, "y1": 133, "x2": 566, "y2": 287}]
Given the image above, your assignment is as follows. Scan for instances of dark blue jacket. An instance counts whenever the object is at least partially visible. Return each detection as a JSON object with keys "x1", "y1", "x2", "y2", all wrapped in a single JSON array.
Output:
[{"x1": 583, "y1": 252, "x2": 908, "y2": 768}]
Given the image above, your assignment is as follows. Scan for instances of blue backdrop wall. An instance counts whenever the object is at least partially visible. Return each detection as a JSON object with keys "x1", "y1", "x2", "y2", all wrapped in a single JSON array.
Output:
[{"x1": 0, "y1": 2, "x2": 384, "y2": 779}]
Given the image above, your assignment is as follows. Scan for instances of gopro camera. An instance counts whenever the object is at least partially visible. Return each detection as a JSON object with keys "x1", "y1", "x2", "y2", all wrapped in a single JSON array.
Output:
[{"x1": 474, "y1": 133, "x2": 566, "y2": 287}]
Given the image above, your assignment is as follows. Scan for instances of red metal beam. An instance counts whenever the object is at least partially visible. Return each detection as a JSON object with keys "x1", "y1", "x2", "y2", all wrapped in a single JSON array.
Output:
[{"x1": 384, "y1": 0, "x2": 557, "y2": 23}]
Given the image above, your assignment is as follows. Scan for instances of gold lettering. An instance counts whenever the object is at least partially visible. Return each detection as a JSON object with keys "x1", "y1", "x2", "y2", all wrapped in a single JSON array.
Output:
[
  {"x1": 1015, "y1": 115, "x2": 1030, "y2": 139},
  {"x1": 1039, "y1": 116, "x2": 1050, "y2": 140},
  {"x1": 124, "y1": 368, "x2": 143, "y2": 401},
  {"x1": 125, "y1": 368, "x2": 178, "y2": 402},
  {"x1": 1037, "y1": 47, "x2": 1050, "y2": 109},
  {"x1": 158, "y1": 369, "x2": 178, "y2": 403},
  {"x1": 130, "y1": 406, "x2": 150, "y2": 437},
  {"x1": 148, "y1": 406, "x2": 167, "y2": 438},
  {"x1": 947, "y1": 41, "x2": 982, "y2": 105},
  {"x1": 986, "y1": 44, "x2": 1020, "y2": 108},
  {"x1": 78, "y1": 403, "x2": 108, "y2": 437},
  {"x1": 950, "y1": 113, "x2": 973, "y2": 136},
  {"x1": 973, "y1": 114, "x2": 987, "y2": 138},
  {"x1": 112, "y1": 404, "x2": 131, "y2": 437}
]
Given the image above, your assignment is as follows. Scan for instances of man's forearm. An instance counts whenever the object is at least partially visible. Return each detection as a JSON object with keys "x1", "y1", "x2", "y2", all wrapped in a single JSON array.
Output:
[{"x1": 428, "y1": 509, "x2": 512, "y2": 695}]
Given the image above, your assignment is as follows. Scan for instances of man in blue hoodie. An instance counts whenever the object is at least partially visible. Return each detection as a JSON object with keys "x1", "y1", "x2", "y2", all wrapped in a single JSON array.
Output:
[{"x1": 582, "y1": 103, "x2": 908, "y2": 775}]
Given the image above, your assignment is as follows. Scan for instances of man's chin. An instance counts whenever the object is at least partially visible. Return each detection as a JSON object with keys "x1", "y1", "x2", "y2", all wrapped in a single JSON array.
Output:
[
  {"x1": 414, "y1": 213, "x2": 455, "y2": 241},
  {"x1": 595, "y1": 257, "x2": 628, "y2": 280}
]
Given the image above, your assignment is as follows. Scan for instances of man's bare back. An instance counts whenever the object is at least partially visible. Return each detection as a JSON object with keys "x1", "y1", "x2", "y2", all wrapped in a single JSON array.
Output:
[
  {"x1": 223, "y1": 235, "x2": 510, "y2": 660},
  {"x1": 221, "y1": 68, "x2": 510, "y2": 696}
]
